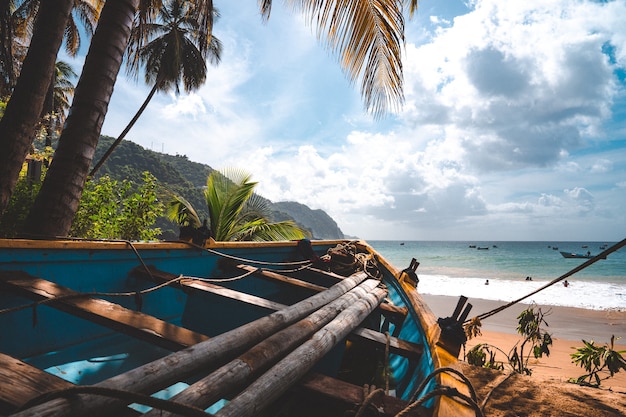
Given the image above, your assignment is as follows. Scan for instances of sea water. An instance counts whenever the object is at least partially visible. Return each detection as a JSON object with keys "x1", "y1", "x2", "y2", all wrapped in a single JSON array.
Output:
[{"x1": 368, "y1": 241, "x2": 626, "y2": 311}]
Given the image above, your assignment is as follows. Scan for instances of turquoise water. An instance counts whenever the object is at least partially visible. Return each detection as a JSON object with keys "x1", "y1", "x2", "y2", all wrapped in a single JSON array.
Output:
[{"x1": 368, "y1": 241, "x2": 626, "y2": 311}]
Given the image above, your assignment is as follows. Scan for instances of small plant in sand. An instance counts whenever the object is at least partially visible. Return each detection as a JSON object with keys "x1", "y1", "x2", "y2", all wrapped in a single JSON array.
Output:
[
  {"x1": 464, "y1": 305, "x2": 553, "y2": 375},
  {"x1": 569, "y1": 335, "x2": 626, "y2": 387}
]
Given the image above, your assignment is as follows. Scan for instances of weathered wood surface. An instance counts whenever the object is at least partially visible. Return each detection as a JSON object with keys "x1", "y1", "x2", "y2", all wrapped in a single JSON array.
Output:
[
  {"x1": 215, "y1": 286, "x2": 388, "y2": 417},
  {"x1": 0, "y1": 353, "x2": 73, "y2": 415},
  {"x1": 11, "y1": 271, "x2": 370, "y2": 417},
  {"x1": 296, "y1": 372, "x2": 425, "y2": 417},
  {"x1": 349, "y1": 327, "x2": 423, "y2": 361},
  {"x1": 134, "y1": 266, "x2": 417, "y2": 361},
  {"x1": 143, "y1": 279, "x2": 384, "y2": 416},
  {"x1": 231, "y1": 263, "x2": 327, "y2": 292},
  {"x1": 0, "y1": 271, "x2": 208, "y2": 351},
  {"x1": 132, "y1": 266, "x2": 287, "y2": 311}
]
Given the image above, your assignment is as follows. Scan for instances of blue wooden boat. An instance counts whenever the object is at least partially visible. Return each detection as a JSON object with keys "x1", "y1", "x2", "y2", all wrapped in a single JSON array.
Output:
[{"x1": 0, "y1": 238, "x2": 475, "y2": 417}]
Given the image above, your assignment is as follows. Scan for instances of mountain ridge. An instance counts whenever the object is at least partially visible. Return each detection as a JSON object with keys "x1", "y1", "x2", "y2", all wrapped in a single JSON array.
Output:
[{"x1": 93, "y1": 136, "x2": 345, "y2": 240}]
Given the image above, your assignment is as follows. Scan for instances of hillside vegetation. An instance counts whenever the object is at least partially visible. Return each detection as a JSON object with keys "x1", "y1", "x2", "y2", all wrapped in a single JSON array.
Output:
[{"x1": 92, "y1": 137, "x2": 345, "y2": 240}]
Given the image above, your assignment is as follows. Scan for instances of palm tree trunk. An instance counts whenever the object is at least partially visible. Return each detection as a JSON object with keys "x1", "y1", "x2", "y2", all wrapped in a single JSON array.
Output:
[
  {"x1": 89, "y1": 79, "x2": 161, "y2": 177},
  {"x1": 23, "y1": 0, "x2": 140, "y2": 237},
  {"x1": 0, "y1": 0, "x2": 73, "y2": 216}
]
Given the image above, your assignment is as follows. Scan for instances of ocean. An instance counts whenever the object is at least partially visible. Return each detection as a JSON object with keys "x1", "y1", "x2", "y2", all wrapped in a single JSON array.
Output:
[{"x1": 368, "y1": 241, "x2": 626, "y2": 312}]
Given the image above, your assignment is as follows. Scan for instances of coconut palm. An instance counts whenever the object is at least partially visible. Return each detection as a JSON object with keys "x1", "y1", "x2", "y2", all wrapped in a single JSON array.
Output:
[
  {"x1": 40, "y1": 60, "x2": 77, "y2": 146},
  {"x1": 0, "y1": 0, "x2": 102, "y2": 215},
  {"x1": 22, "y1": 0, "x2": 413, "y2": 236},
  {"x1": 0, "y1": 0, "x2": 75, "y2": 216},
  {"x1": 168, "y1": 169, "x2": 309, "y2": 242},
  {"x1": 89, "y1": 0, "x2": 222, "y2": 177}
]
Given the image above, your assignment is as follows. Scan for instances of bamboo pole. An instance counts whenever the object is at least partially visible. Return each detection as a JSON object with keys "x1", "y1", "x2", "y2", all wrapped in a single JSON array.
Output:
[
  {"x1": 143, "y1": 279, "x2": 384, "y2": 416},
  {"x1": 216, "y1": 286, "x2": 388, "y2": 417},
  {"x1": 13, "y1": 272, "x2": 369, "y2": 417}
]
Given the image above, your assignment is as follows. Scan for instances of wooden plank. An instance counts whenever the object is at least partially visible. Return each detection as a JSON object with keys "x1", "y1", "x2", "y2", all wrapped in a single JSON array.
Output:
[
  {"x1": 231, "y1": 264, "x2": 327, "y2": 292},
  {"x1": 11, "y1": 271, "x2": 372, "y2": 417},
  {"x1": 215, "y1": 287, "x2": 388, "y2": 417},
  {"x1": 230, "y1": 264, "x2": 408, "y2": 322},
  {"x1": 0, "y1": 352, "x2": 142, "y2": 417},
  {"x1": 132, "y1": 266, "x2": 287, "y2": 311},
  {"x1": 349, "y1": 328, "x2": 423, "y2": 362},
  {"x1": 0, "y1": 271, "x2": 209, "y2": 351},
  {"x1": 0, "y1": 353, "x2": 73, "y2": 415},
  {"x1": 134, "y1": 266, "x2": 416, "y2": 360},
  {"x1": 296, "y1": 372, "x2": 425, "y2": 417}
]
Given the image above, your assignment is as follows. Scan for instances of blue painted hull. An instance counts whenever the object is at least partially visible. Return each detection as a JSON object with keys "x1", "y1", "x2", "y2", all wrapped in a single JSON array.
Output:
[{"x1": 0, "y1": 239, "x2": 470, "y2": 416}]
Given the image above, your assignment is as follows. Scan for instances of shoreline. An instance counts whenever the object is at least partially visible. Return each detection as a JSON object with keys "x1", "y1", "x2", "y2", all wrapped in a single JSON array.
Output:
[{"x1": 422, "y1": 294, "x2": 626, "y2": 392}]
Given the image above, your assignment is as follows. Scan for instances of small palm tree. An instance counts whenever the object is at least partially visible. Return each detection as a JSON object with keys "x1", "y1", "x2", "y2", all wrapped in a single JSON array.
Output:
[
  {"x1": 168, "y1": 168, "x2": 309, "y2": 242},
  {"x1": 40, "y1": 60, "x2": 77, "y2": 146},
  {"x1": 89, "y1": 0, "x2": 222, "y2": 177}
]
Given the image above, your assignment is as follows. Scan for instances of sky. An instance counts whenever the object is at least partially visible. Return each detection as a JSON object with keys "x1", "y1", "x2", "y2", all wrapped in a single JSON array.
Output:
[{"x1": 79, "y1": 0, "x2": 626, "y2": 241}]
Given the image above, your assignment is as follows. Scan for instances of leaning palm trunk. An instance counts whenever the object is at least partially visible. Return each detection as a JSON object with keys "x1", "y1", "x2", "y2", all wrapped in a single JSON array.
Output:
[
  {"x1": 23, "y1": 0, "x2": 140, "y2": 237},
  {"x1": 0, "y1": 0, "x2": 73, "y2": 216},
  {"x1": 89, "y1": 78, "x2": 162, "y2": 177}
]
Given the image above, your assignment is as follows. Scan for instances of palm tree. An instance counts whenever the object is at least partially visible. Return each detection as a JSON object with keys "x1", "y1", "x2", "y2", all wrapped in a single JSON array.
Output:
[
  {"x1": 40, "y1": 60, "x2": 77, "y2": 146},
  {"x1": 0, "y1": 0, "x2": 102, "y2": 215},
  {"x1": 89, "y1": 0, "x2": 222, "y2": 177},
  {"x1": 168, "y1": 169, "x2": 309, "y2": 242},
  {"x1": 22, "y1": 0, "x2": 412, "y2": 237},
  {"x1": 0, "y1": 0, "x2": 74, "y2": 216}
]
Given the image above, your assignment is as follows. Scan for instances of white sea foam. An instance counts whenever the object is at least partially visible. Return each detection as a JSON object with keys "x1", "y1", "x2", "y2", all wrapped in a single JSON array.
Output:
[{"x1": 417, "y1": 274, "x2": 626, "y2": 311}]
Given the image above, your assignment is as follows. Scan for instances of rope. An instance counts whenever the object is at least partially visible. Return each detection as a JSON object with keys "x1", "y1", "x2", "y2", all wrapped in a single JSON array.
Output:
[
  {"x1": 407, "y1": 367, "x2": 478, "y2": 404},
  {"x1": 16, "y1": 386, "x2": 212, "y2": 417},
  {"x1": 0, "y1": 274, "x2": 185, "y2": 317},
  {"x1": 177, "y1": 240, "x2": 314, "y2": 267},
  {"x1": 385, "y1": 331, "x2": 391, "y2": 395},
  {"x1": 354, "y1": 387, "x2": 384, "y2": 417},
  {"x1": 395, "y1": 386, "x2": 484, "y2": 417},
  {"x1": 467, "y1": 237, "x2": 626, "y2": 323}
]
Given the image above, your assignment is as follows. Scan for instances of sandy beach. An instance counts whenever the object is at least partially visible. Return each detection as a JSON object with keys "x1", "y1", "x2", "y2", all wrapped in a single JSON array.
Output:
[
  {"x1": 423, "y1": 294, "x2": 626, "y2": 391},
  {"x1": 419, "y1": 294, "x2": 626, "y2": 416}
]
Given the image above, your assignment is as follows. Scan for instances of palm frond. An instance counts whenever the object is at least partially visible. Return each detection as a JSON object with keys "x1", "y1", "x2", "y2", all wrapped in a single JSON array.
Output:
[
  {"x1": 166, "y1": 194, "x2": 201, "y2": 227},
  {"x1": 289, "y1": 0, "x2": 405, "y2": 117}
]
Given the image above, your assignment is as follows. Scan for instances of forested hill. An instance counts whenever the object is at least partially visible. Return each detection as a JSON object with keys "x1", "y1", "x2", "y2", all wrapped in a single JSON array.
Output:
[{"x1": 92, "y1": 136, "x2": 345, "y2": 240}]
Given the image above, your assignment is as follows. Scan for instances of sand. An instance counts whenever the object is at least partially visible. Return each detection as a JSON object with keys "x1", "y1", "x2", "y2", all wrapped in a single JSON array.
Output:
[{"x1": 422, "y1": 294, "x2": 626, "y2": 416}]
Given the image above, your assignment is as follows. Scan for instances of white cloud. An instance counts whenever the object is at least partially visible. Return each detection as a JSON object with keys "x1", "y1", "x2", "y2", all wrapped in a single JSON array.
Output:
[{"x1": 93, "y1": 0, "x2": 626, "y2": 241}]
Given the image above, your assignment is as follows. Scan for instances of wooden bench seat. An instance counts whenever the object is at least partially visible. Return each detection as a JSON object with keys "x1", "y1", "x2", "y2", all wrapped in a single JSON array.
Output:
[
  {"x1": 0, "y1": 271, "x2": 208, "y2": 351},
  {"x1": 132, "y1": 266, "x2": 422, "y2": 362}
]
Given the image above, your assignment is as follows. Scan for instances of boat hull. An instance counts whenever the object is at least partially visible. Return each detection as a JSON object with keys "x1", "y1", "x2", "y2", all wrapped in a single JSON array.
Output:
[{"x1": 0, "y1": 238, "x2": 473, "y2": 416}]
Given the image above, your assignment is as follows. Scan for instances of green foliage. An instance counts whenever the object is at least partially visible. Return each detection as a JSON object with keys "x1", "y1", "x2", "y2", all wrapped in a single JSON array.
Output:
[
  {"x1": 466, "y1": 343, "x2": 505, "y2": 370},
  {"x1": 569, "y1": 335, "x2": 626, "y2": 387},
  {"x1": 0, "y1": 176, "x2": 41, "y2": 237},
  {"x1": 169, "y1": 168, "x2": 310, "y2": 242},
  {"x1": 464, "y1": 305, "x2": 552, "y2": 375},
  {"x1": 70, "y1": 172, "x2": 164, "y2": 240}
]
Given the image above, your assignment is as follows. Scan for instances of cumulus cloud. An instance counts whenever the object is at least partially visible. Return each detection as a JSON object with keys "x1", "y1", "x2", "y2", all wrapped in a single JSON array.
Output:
[{"x1": 97, "y1": 0, "x2": 625, "y2": 240}]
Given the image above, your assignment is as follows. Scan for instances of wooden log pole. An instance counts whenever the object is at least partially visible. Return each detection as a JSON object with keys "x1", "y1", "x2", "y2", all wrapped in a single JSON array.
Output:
[
  {"x1": 12, "y1": 272, "x2": 370, "y2": 417},
  {"x1": 215, "y1": 286, "x2": 388, "y2": 417},
  {"x1": 143, "y1": 279, "x2": 384, "y2": 416}
]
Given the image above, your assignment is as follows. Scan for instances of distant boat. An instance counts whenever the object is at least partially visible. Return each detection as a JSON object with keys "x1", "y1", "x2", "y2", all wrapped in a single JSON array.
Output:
[
  {"x1": 581, "y1": 245, "x2": 588, "y2": 248},
  {"x1": 476, "y1": 246, "x2": 489, "y2": 250},
  {"x1": 552, "y1": 247, "x2": 559, "y2": 250},
  {"x1": 468, "y1": 245, "x2": 476, "y2": 248},
  {"x1": 560, "y1": 251, "x2": 592, "y2": 259},
  {"x1": 400, "y1": 242, "x2": 405, "y2": 245}
]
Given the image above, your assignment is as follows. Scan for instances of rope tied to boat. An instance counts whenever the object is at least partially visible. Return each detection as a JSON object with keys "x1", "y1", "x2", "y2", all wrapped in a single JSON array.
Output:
[{"x1": 398, "y1": 367, "x2": 483, "y2": 417}]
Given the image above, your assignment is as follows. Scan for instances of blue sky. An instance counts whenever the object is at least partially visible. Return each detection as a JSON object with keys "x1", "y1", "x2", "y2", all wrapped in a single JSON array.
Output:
[{"x1": 82, "y1": 0, "x2": 626, "y2": 241}]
